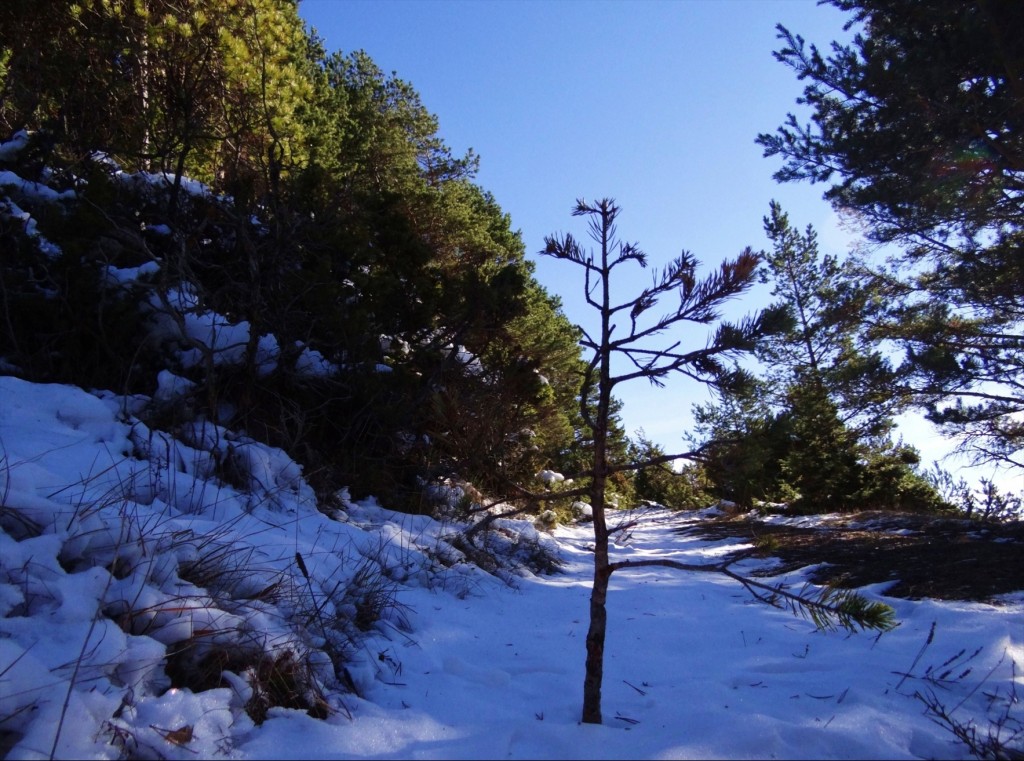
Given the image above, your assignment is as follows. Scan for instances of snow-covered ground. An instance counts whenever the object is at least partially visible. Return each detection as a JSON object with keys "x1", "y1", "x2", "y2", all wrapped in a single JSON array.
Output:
[{"x1": 1, "y1": 375, "x2": 1021, "y2": 760}]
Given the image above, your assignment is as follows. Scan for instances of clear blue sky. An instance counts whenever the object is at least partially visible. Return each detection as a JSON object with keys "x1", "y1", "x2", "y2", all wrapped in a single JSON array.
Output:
[{"x1": 295, "y1": 0, "x2": 906, "y2": 460}]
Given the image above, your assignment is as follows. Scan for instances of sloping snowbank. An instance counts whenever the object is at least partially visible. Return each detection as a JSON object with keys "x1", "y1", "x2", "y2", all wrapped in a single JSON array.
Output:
[{"x1": 1, "y1": 375, "x2": 1021, "y2": 760}]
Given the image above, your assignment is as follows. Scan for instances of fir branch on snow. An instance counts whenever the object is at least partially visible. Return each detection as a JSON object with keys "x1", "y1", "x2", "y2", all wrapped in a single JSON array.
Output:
[{"x1": 607, "y1": 555, "x2": 896, "y2": 634}]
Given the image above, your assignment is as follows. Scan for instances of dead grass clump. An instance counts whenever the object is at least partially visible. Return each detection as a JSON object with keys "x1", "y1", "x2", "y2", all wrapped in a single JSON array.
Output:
[
  {"x1": 163, "y1": 637, "x2": 264, "y2": 693},
  {"x1": 163, "y1": 637, "x2": 330, "y2": 725},
  {"x1": 342, "y1": 561, "x2": 411, "y2": 633},
  {"x1": 244, "y1": 650, "x2": 331, "y2": 725},
  {"x1": 176, "y1": 541, "x2": 285, "y2": 605}
]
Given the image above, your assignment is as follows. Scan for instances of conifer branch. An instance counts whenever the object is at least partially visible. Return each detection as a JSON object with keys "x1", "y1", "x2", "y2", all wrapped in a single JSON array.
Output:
[{"x1": 607, "y1": 556, "x2": 896, "y2": 634}]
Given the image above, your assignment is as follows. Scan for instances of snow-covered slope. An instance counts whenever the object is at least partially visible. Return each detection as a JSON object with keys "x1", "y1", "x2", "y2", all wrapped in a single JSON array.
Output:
[{"x1": 1, "y1": 375, "x2": 1021, "y2": 760}]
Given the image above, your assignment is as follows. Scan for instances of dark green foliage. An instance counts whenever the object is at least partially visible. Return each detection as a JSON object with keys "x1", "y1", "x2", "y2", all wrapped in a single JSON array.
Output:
[
  {"x1": 758, "y1": 0, "x2": 1024, "y2": 472},
  {"x1": 692, "y1": 374, "x2": 790, "y2": 508},
  {"x1": 694, "y1": 203, "x2": 946, "y2": 514},
  {"x1": 857, "y1": 444, "x2": 952, "y2": 514},
  {"x1": 758, "y1": 201, "x2": 902, "y2": 439},
  {"x1": 0, "y1": 4, "x2": 590, "y2": 513},
  {"x1": 0, "y1": 155, "x2": 160, "y2": 392},
  {"x1": 629, "y1": 433, "x2": 713, "y2": 510},
  {"x1": 758, "y1": 1, "x2": 1024, "y2": 241},
  {"x1": 801, "y1": 585, "x2": 897, "y2": 633},
  {"x1": 696, "y1": 376, "x2": 946, "y2": 514},
  {"x1": 779, "y1": 380, "x2": 864, "y2": 512}
]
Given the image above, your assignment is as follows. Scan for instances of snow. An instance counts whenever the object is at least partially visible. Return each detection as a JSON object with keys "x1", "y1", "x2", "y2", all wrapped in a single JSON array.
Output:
[
  {"x1": 0, "y1": 377, "x2": 1021, "y2": 760},
  {"x1": 537, "y1": 469, "x2": 566, "y2": 487},
  {"x1": 0, "y1": 134, "x2": 1020, "y2": 760}
]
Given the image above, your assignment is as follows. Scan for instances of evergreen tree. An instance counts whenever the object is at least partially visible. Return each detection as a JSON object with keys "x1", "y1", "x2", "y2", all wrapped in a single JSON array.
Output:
[
  {"x1": 779, "y1": 378, "x2": 865, "y2": 511},
  {"x1": 757, "y1": 0, "x2": 1024, "y2": 471},
  {"x1": 759, "y1": 201, "x2": 900, "y2": 439},
  {"x1": 696, "y1": 204, "x2": 945, "y2": 513},
  {"x1": 538, "y1": 198, "x2": 893, "y2": 726},
  {"x1": 757, "y1": 203, "x2": 925, "y2": 511},
  {"x1": 691, "y1": 374, "x2": 790, "y2": 507},
  {"x1": 629, "y1": 432, "x2": 712, "y2": 509},
  {"x1": 692, "y1": 203, "x2": 946, "y2": 512},
  {"x1": 0, "y1": 2, "x2": 591, "y2": 511},
  {"x1": 0, "y1": 0, "x2": 314, "y2": 205}
]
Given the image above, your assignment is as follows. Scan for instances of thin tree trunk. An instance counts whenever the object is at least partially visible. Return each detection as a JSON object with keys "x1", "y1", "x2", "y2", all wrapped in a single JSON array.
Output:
[
  {"x1": 582, "y1": 406, "x2": 611, "y2": 724},
  {"x1": 581, "y1": 494, "x2": 610, "y2": 724},
  {"x1": 581, "y1": 200, "x2": 615, "y2": 724}
]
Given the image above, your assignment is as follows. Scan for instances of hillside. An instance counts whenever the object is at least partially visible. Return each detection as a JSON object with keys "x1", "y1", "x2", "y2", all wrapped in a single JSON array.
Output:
[{"x1": 1, "y1": 374, "x2": 1022, "y2": 760}]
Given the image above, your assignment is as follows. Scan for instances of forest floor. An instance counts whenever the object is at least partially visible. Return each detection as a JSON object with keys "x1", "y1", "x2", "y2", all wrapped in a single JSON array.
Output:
[{"x1": 679, "y1": 510, "x2": 1024, "y2": 603}]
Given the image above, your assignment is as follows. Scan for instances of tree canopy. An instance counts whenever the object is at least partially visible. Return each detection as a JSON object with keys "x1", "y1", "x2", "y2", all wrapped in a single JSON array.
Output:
[
  {"x1": 0, "y1": 0, "x2": 586, "y2": 509},
  {"x1": 757, "y1": 0, "x2": 1024, "y2": 471},
  {"x1": 693, "y1": 203, "x2": 946, "y2": 513}
]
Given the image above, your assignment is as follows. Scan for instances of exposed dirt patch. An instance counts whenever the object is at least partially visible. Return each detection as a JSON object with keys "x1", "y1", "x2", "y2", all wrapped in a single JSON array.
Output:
[{"x1": 678, "y1": 510, "x2": 1024, "y2": 603}]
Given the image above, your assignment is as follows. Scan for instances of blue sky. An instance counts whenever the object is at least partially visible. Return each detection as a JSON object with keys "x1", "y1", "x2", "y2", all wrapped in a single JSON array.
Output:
[{"x1": 295, "y1": 0, "x2": 888, "y2": 456}]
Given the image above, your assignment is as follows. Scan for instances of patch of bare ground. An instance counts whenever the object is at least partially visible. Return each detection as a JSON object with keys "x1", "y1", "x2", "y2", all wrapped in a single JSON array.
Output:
[{"x1": 678, "y1": 510, "x2": 1024, "y2": 603}]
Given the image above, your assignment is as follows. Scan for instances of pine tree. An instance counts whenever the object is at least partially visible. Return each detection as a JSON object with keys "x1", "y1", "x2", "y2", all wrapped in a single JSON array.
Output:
[
  {"x1": 695, "y1": 204, "x2": 946, "y2": 513},
  {"x1": 691, "y1": 374, "x2": 790, "y2": 507},
  {"x1": 757, "y1": 0, "x2": 1024, "y2": 471},
  {"x1": 758, "y1": 203, "x2": 922, "y2": 511},
  {"x1": 541, "y1": 198, "x2": 892, "y2": 726},
  {"x1": 0, "y1": 2, "x2": 590, "y2": 511},
  {"x1": 0, "y1": 0, "x2": 314, "y2": 203},
  {"x1": 759, "y1": 201, "x2": 900, "y2": 439},
  {"x1": 780, "y1": 378, "x2": 864, "y2": 511}
]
